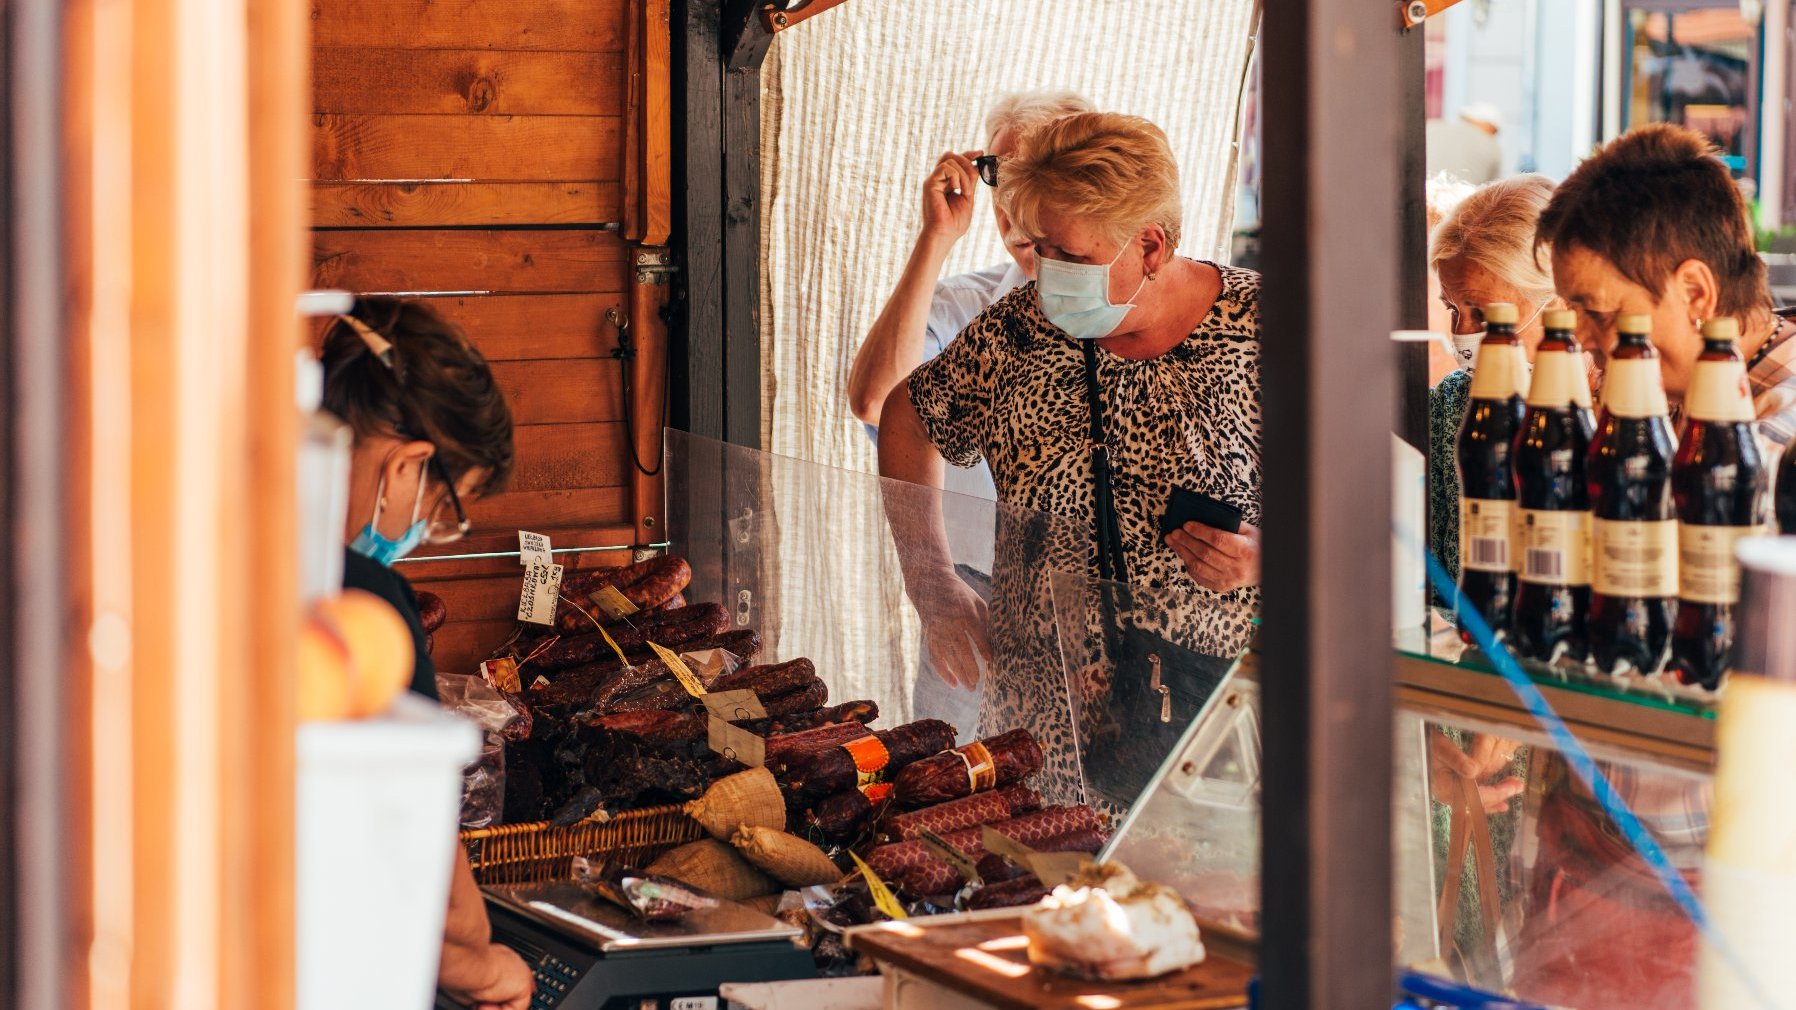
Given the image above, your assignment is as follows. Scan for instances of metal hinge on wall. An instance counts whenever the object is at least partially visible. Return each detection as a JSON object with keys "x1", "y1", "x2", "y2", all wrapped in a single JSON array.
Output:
[{"x1": 635, "y1": 248, "x2": 680, "y2": 285}]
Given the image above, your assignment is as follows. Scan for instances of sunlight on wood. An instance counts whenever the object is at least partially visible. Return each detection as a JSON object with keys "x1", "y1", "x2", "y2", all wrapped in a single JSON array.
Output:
[{"x1": 953, "y1": 946, "x2": 1031, "y2": 979}]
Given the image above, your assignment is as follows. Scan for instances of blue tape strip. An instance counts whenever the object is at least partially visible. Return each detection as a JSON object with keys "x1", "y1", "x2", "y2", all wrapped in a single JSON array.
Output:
[{"x1": 1420, "y1": 545, "x2": 1781, "y2": 1010}]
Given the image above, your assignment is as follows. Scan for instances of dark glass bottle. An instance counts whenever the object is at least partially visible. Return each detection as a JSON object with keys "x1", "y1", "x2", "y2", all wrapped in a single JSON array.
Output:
[
  {"x1": 1456, "y1": 303, "x2": 1529, "y2": 643},
  {"x1": 1669, "y1": 318, "x2": 1767, "y2": 690},
  {"x1": 1587, "y1": 314, "x2": 1679, "y2": 676},
  {"x1": 1511, "y1": 310, "x2": 1595, "y2": 664}
]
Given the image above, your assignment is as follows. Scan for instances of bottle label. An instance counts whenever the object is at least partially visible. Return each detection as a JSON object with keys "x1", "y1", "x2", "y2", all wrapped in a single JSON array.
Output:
[
  {"x1": 1684, "y1": 359, "x2": 1755, "y2": 423},
  {"x1": 1527, "y1": 349, "x2": 1590, "y2": 409},
  {"x1": 1678, "y1": 523, "x2": 1767, "y2": 604},
  {"x1": 1593, "y1": 518, "x2": 1679, "y2": 597},
  {"x1": 1601, "y1": 358, "x2": 1671, "y2": 418},
  {"x1": 1460, "y1": 498, "x2": 1516, "y2": 573},
  {"x1": 1519, "y1": 509, "x2": 1592, "y2": 586},
  {"x1": 1469, "y1": 342, "x2": 1529, "y2": 400}
]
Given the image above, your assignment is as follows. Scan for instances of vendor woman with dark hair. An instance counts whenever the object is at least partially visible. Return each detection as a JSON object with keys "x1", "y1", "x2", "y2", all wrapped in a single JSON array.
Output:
[
  {"x1": 321, "y1": 297, "x2": 533, "y2": 1010},
  {"x1": 323, "y1": 297, "x2": 516, "y2": 700}
]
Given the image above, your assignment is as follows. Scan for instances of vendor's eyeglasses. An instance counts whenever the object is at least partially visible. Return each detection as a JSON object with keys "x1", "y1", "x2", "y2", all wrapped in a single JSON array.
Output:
[
  {"x1": 422, "y1": 455, "x2": 472, "y2": 545},
  {"x1": 973, "y1": 155, "x2": 999, "y2": 187}
]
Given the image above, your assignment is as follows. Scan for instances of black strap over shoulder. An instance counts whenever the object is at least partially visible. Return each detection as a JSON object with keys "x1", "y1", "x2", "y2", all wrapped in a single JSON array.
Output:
[{"x1": 1082, "y1": 340, "x2": 1129, "y2": 583}]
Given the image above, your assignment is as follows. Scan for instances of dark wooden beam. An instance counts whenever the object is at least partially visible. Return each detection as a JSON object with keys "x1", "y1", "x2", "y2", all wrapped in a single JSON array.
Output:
[
  {"x1": 1258, "y1": 1, "x2": 1402, "y2": 1008},
  {"x1": 1398, "y1": 23, "x2": 1429, "y2": 452},
  {"x1": 722, "y1": 0, "x2": 774, "y2": 71},
  {"x1": 671, "y1": 0, "x2": 762, "y2": 449}
]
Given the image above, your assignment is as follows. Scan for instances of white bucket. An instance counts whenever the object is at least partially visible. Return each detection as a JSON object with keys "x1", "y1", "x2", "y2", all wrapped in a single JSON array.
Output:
[{"x1": 297, "y1": 694, "x2": 479, "y2": 1010}]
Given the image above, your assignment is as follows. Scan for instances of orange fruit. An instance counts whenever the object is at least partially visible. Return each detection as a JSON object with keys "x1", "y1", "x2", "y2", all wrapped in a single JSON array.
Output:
[
  {"x1": 315, "y1": 589, "x2": 415, "y2": 716},
  {"x1": 297, "y1": 616, "x2": 354, "y2": 722}
]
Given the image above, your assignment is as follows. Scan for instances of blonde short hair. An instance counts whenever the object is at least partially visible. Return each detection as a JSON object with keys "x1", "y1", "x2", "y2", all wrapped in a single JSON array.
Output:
[
  {"x1": 1429, "y1": 174, "x2": 1557, "y2": 305},
  {"x1": 984, "y1": 90, "x2": 1093, "y2": 147},
  {"x1": 998, "y1": 112, "x2": 1183, "y2": 251}
]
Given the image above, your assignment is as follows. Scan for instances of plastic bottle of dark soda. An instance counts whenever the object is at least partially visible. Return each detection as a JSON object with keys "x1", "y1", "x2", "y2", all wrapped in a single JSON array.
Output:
[
  {"x1": 1587, "y1": 314, "x2": 1679, "y2": 676},
  {"x1": 1669, "y1": 317, "x2": 1768, "y2": 689},
  {"x1": 1456, "y1": 302, "x2": 1529, "y2": 643},
  {"x1": 1511, "y1": 310, "x2": 1595, "y2": 664}
]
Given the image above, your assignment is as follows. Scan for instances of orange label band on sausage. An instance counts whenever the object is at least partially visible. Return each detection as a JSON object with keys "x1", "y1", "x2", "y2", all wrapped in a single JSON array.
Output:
[
  {"x1": 956, "y1": 741, "x2": 997, "y2": 793},
  {"x1": 861, "y1": 782, "x2": 893, "y2": 804},
  {"x1": 843, "y1": 735, "x2": 891, "y2": 789}
]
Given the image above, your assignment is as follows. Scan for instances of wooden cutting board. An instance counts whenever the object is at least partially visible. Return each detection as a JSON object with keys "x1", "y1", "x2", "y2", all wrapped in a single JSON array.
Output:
[{"x1": 847, "y1": 915, "x2": 1254, "y2": 1010}]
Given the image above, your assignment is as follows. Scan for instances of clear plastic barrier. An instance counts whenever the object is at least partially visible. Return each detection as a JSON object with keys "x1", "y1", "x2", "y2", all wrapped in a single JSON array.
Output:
[{"x1": 662, "y1": 430, "x2": 1085, "y2": 801}]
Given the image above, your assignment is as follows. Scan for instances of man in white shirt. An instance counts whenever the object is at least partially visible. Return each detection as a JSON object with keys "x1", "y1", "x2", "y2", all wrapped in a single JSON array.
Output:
[
  {"x1": 848, "y1": 90, "x2": 1093, "y2": 504},
  {"x1": 847, "y1": 91, "x2": 1090, "y2": 734}
]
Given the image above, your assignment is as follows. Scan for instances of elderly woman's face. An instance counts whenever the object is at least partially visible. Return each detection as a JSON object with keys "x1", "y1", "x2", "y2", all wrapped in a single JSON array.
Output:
[
  {"x1": 1028, "y1": 207, "x2": 1150, "y2": 307},
  {"x1": 1551, "y1": 243, "x2": 1701, "y2": 396},
  {"x1": 1436, "y1": 255, "x2": 1550, "y2": 358},
  {"x1": 988, "y1": 127, "x2": 1036, "y2": 278}
]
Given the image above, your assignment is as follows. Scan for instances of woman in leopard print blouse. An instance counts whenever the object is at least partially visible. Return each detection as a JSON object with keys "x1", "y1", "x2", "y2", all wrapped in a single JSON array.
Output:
[{"x1": 876, "y1": 112, "x2": 1263, "y2": 809}]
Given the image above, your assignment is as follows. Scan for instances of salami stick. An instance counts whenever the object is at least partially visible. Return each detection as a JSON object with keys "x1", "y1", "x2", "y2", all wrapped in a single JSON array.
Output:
[
  {"x1": 892, "y1": 728, "x2": 1043, "y2": 808},
  {"x1": 534, "y1": 603, "x2": 729, "y2": 671},
  {"x1": 712, "y1": 658, "x2": 816, "y2": 695},
  {"x1": 745, "y1": 700, "x2": 878, "y2": 739},
  {"x1": 880, "y1": 785, "x2": 1044, "y2": 842},
  {"x1": 759, "y1": 678, "x2": 828, "y2": 718},
  {"x1": 782, "y1": 720, "x2": 956, "y2": 805},
  {"x1": 865, "y1": 805, "x2": 1104, "y2": 882},
  {"x1": 893, "y1": 823, "x2": 1106, "y2": 896}
]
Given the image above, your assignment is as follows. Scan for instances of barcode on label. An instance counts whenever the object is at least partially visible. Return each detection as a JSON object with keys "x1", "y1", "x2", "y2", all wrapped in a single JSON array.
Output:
[
  {"x1": 1470, "y1": 538, "x2": 1509, "y2": 568},
  {"x1": 1525, "y1": 549, "x2": 1563, "y2": 580}
]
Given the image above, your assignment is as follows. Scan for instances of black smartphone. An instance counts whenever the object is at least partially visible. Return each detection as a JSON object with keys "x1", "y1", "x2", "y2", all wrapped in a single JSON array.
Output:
[{"x1": 1158, "y1": 485, "x2": 1244, "y2": 536}]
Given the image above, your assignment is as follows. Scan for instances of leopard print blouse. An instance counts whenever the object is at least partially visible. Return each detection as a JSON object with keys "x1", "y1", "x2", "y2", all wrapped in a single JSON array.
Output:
[{"x1": 907, "y1": 262, "x2": 1264, "y2": 808}]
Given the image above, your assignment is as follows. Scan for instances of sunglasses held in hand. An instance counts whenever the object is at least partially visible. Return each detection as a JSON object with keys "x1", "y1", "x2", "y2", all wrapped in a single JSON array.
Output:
[{"x1": 972, "y1": 155, "x2": 999, "y2": 187}]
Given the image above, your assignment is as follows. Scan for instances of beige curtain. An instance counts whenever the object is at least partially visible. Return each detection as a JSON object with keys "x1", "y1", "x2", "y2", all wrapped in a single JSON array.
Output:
[{"x1": 754, "y1": 0, "x2": 1258, "y2": 735}]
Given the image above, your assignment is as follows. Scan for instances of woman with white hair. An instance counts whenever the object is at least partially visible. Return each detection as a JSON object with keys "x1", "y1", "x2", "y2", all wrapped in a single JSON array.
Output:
[
  {"x1": 847, "y1": 89, "x2": 1093, "y2": 482},
  {"x1": 1428, "y1": 173, "x2": 1561, "y2": 583},
  {"x1": 878, "y1": 112, "x2": 1262, "y2": 807}
]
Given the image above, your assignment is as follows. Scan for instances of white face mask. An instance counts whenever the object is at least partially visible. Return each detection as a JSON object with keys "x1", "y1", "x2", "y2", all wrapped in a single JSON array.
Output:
[
  {"x1": 1036, "y1": 242, "x2": 1148, "y2": 341},
  {"x1": 1447, "y1": 301, "x2": 1548, "y2": 374}
]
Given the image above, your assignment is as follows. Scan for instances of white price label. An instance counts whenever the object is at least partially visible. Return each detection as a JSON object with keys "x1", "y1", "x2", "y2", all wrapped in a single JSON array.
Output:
[
  {"x1": 517, "y1": 561, "x2": 564, "y2": 625},
  {"x1": 671, "y1": 999, "x2": 718, "y2": 1010},
  {"x1": 518, "y1": 530, "x2": 552, "y2": 567}
]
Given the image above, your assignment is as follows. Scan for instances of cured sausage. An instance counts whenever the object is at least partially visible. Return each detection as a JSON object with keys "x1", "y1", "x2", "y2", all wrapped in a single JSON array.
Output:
[
  {"x1": 964, "y1": 877, "x2": 1051, "y2": 909},
  {"x1": 533, "y1": 603, "x2": 729, "y2": 671},
  {"x1": 712, "y1": 658, "x2": 816, "y2": 696},
  {"x1": 865, "y1": 805, "x2": 1104, "y2": 882},
  {"x1": 556, "y1": 556, "x2": 691, "y2": 631},
  {"x1": 759, "y1": 678, "x2": 828, "y2": 718},
  {"x1": 765, "y1": 722, "x2": 881, "y2": 774},
  {"x1": 892, "y1": 729, "x2": 1043, "y2": 808},
  {"x1": 584, "y1": 709, "x2": 706, "y2": 744},
  {"x1": 782, "y1": 720, "x2": 957, "y2": 806},
  {"x1": 415, "y1": 591, "x2": 448, "y2": 633},
  {"x1": 742, "y1": 700, "x2": 878, "y2": 738},
  {"x1": 880, "y1": 785, "x2": 1044, "y2": 842}
]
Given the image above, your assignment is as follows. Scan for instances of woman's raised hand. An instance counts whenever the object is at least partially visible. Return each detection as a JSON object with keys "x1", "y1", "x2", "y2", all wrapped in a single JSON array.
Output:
[{"x1": 921, "y1": 150, "x2": 982, "y2": 243}]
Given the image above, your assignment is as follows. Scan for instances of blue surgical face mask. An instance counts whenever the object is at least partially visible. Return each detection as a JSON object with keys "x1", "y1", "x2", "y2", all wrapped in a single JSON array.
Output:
[
  {"x1": 348, "y1": 466, "x2": 429, "y2": 566},
  {"x1": 1036, "y1": 241, "x2": 1148, "y2": 340}
]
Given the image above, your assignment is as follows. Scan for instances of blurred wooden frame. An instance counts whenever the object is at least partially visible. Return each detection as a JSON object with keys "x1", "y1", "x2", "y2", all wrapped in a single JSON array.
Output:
[{"x1": 56, "y1": 0, "x2": 306, "y2": 1002}]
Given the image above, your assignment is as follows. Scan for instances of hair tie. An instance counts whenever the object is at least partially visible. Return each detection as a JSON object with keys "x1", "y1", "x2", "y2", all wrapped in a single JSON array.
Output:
[{"x1": 340, "y1": 314, "x2": 396, "y2": 373}]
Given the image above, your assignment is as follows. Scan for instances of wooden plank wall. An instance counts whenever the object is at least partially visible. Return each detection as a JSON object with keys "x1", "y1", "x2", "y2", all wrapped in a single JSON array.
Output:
[{"x1": 311, "y1": 0, "x2": 667, "y2": 674}]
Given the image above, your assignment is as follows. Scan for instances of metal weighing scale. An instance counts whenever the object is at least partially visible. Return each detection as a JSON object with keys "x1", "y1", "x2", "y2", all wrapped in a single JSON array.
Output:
[{"x1": 435, "y1": 881, "x2": 816, "y2": 1010}]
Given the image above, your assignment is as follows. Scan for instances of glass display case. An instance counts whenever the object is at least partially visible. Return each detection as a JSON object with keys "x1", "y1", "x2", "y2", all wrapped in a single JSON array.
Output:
[
  {"x1": 1080, "y1": 595, "x2": 1735, "y2": 1008},
  {"x1": 662, "y1": 429, "x2": 1089, "y2": 803}
]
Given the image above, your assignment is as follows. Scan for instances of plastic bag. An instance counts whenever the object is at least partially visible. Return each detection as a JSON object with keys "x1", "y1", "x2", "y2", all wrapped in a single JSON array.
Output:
[{"x1": 437, "y1": 673, "x2": 521, "y2": 829}]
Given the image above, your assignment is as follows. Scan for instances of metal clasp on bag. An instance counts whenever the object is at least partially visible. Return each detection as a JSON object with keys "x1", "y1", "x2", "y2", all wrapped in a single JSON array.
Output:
[{"x1": 1149, "y1": 654, "x2": 1171, "y2": 723}]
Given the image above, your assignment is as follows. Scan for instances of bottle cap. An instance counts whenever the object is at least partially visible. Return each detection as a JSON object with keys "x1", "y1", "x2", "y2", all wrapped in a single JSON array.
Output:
[
  {"x1": 1702, "y1": 317, "x2": 1741, "y2": 340},
  {"x1": 1482, "y1": 302, "x2": 1518, "y2": 325},
  {"x1": 1542, "y1": 309, "x2": 1577, "y2": 331},
  {"x1": 1618, "y1": 313, "x2": 1653, "y2": 336}
]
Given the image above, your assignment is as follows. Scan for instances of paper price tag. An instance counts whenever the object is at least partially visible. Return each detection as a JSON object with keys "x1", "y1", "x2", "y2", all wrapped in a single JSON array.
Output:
[
  {"x1": 981, "y1": 826, "x2": 1086, "y2": 887},
  {"x1": 848, "y1": 851, "x2": 908, "y2": 921},
  {"x1": 706, "y1": 717, "x2": 766, "y2": 767},
  {"x1": 702, "y1": 688, "x2": 767, "y2": 723},
  {"x1": 591, "y1": 584, "x2": 639, "y2": 621},
  {"x1": 480, "y1": 657, "x2": 522, "y2": 694},
  {"x1": 916, "y1": 827, "x2": 982, "y2": 886},
  {"x1": 647, "y1": 641, "x2": 706, "y2": 697},
  {"x1": 518, "y1": 530, "x2": 552, "y2": 567},
  {"x1": 517, "y1": 562, "x2": 564, "y2": 626}
]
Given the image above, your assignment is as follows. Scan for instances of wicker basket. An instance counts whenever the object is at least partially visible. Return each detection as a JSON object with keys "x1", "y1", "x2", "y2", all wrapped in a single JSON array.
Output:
[{"x1": 461, "y1": 804, "x2": 704, "y2": 885}]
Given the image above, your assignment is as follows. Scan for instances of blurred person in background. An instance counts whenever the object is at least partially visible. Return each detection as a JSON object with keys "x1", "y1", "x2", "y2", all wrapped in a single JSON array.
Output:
[
  {"x1": 1426, "y1": 101, "x2": 1504, "y2": 185},
  {"x1": 1427, "y1": 174, "x2": 1560, "y2": 586}
]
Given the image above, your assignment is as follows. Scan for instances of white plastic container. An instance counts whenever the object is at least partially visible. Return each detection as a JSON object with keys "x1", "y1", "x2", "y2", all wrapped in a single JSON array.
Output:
[{"x1": 297, "y1": 694, "x2": 479, "y2": 1010}]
